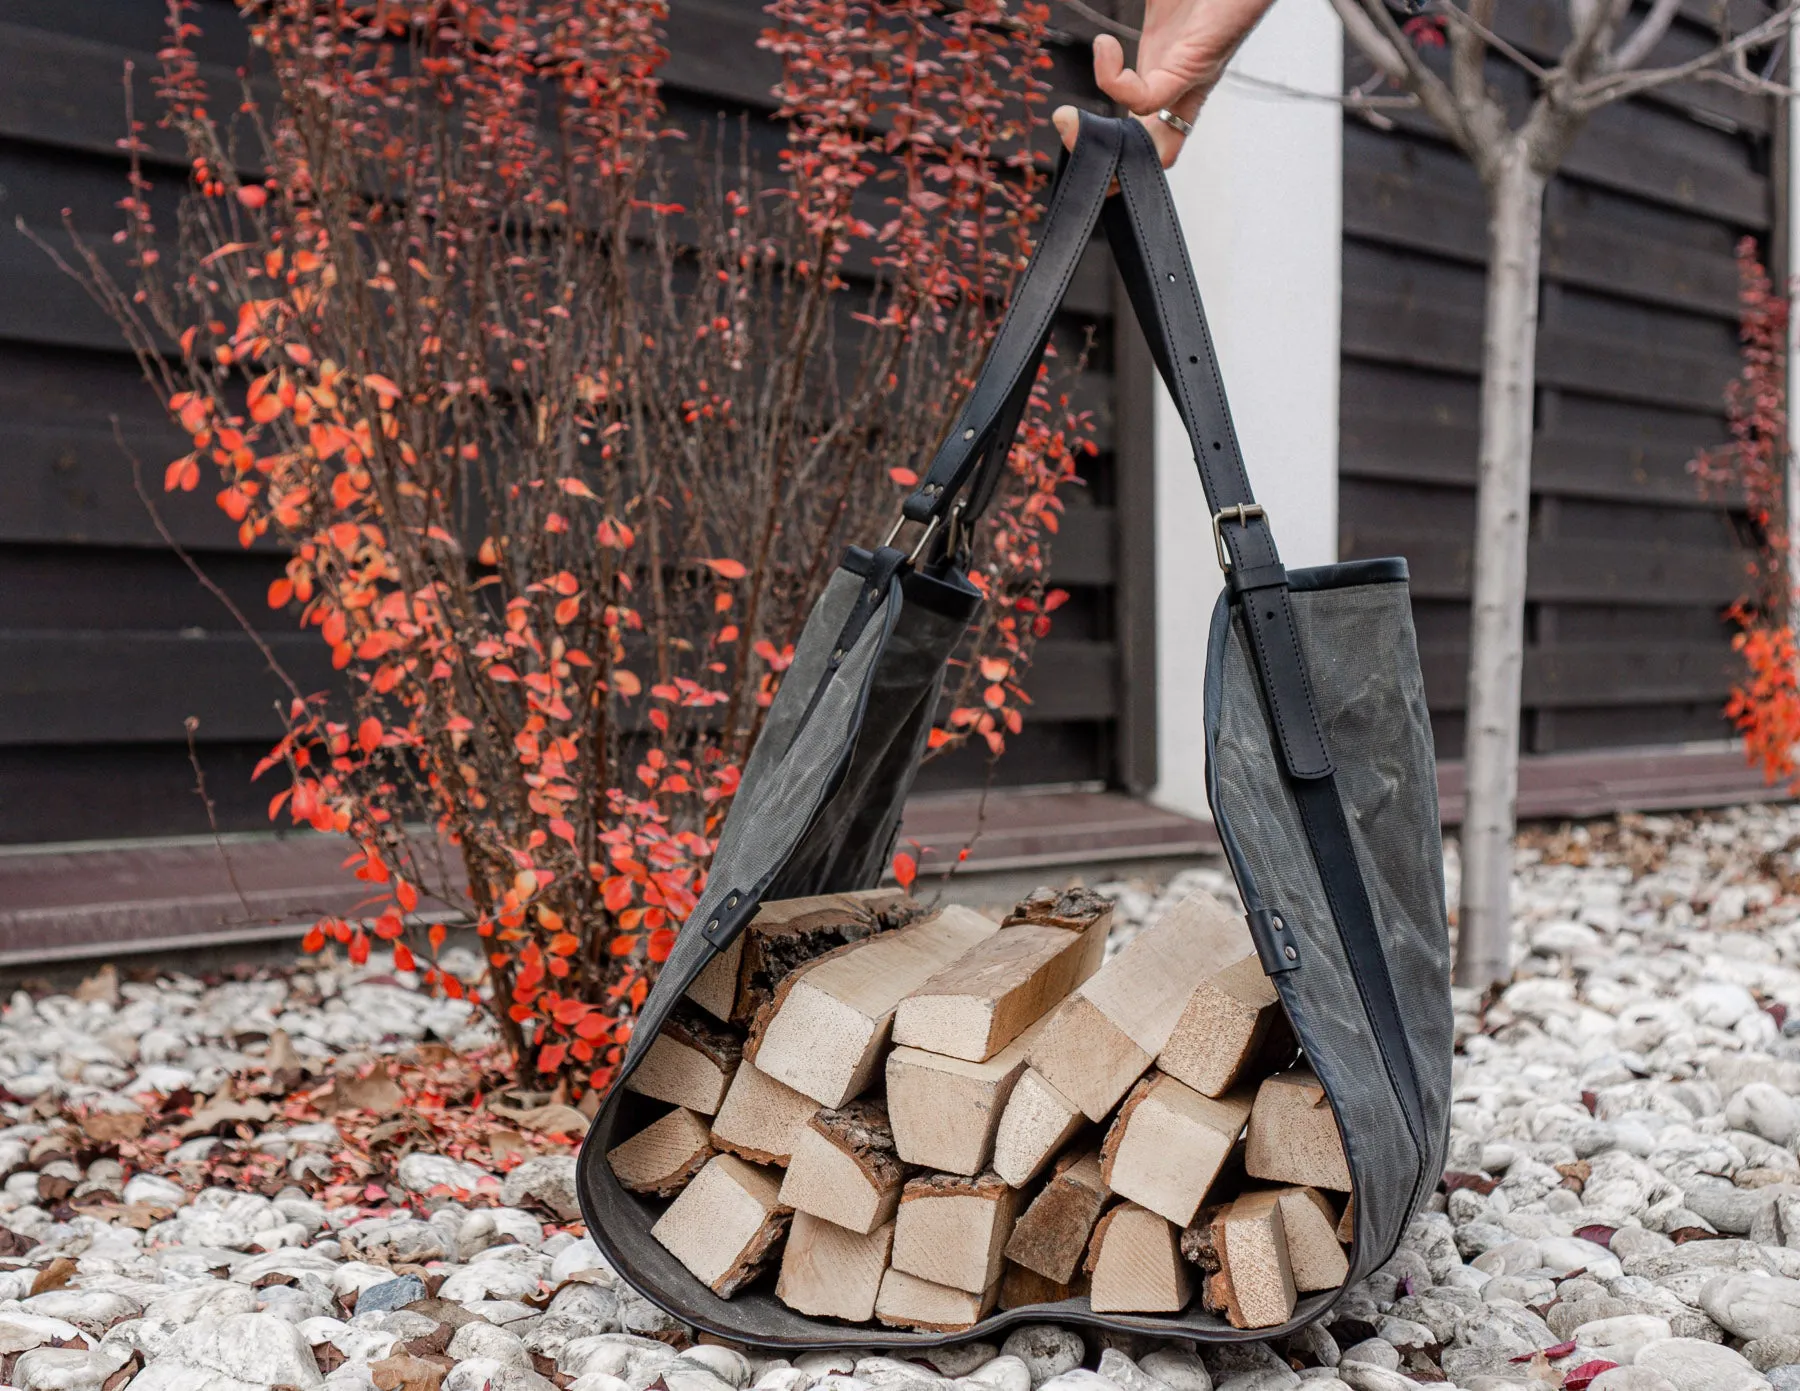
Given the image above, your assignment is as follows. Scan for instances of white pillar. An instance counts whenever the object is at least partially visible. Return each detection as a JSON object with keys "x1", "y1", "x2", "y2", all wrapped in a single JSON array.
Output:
[{"x1": 1151, "y1": 0, "x2": 1344, "y2": 822}]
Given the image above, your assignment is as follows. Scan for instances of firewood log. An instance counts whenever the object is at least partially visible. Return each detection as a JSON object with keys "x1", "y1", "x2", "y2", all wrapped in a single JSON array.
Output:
[
  {"x1": 1244, "y1": 1067, "x2": 1351, "y2": 1192},
  {"x1": 1158, "y1": 954, "x2": 1287, "y2": 1097},
  {"x1": 624, "y1": 1005, "x2": 742, "y2": 1116},
  {"x1": 650, "y1": 1154, "x2": 790, "y2": 1297},
  {"x1": 885, "y1": 1017, "x2": 1044, "y2": 1176},
  {"x1": 690, "y1": 889, "x2": 913, "y2": 1026},
  {"x1": 776, "y1": 1211, "x2": 894, "y2": 1322},
  {"x1": 1003, "y1": 1149, "x2": 1108, "y2": 1284},
  {"x1": 746, "y1": 906, "x2": 998, "y2": 1107},
  {"x1": 874, "y1": 1267, "x2": 999, "y2": 1332},
  {"x1": 777, "y1": 1099, "x2": 906, "y2": 1236},
  {"x1": 709, "y1": 1060, "x2": 818, "y2": 1167},
  {"x1": 891, "y1": 1170, "x2": 1020, "y2": 1296},
  {"x1": 1084, "y1": 1202, "x2": 1190, "y2": 1314},
  {"x1": 1027, "y1": 890, "x2": 1251, "y2": 1120},
  {"x1": 992, "y1": 1066, "x2": 1086, "y2": 1188},
  {"x1": 1100, "y1": 1071, "x2": 1253, "y2": 1226},
  {"x1": 606, "y1": 1106, "x2": 714, "y2": 1197}
]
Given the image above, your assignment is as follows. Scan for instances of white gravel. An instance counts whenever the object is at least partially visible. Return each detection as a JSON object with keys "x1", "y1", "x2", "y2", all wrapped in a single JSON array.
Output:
[{"x1": 7, "y1": 803, "x2": 1800, "y2": 1389}]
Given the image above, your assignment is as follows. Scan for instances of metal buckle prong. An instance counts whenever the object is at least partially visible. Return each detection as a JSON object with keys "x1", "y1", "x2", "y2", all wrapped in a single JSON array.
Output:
[
  {"x1": 881, "y1": 511, "x2": 943, "y2": 564},
  {"x1": 1211, "y1": 502, "x2": 1266, "y2": 571}
]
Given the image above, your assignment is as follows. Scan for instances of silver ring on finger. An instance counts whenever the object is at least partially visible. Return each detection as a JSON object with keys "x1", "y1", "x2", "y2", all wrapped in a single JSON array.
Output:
[{"x1": 1155, "y1": 108, "x2": 1194, "y2": 137}]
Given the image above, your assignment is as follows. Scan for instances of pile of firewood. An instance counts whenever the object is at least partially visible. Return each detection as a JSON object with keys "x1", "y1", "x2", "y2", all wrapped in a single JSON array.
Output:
[{"x1": 605, "y1": 885, "x2": 1352, "y2": 1333}]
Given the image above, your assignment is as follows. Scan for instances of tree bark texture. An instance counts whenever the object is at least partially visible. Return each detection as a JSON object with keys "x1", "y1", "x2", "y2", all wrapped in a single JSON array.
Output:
[{"x1": 1455, "y1": 150, "x2": 1547, "y2": 989}]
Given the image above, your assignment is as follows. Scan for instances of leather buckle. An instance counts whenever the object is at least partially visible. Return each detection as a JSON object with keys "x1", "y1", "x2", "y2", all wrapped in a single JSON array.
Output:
[
  {"x1": 1211, "y1": 503, "x2": 1266, "y2": 570},
  {"x1": 881, "y1": 512, "x2": 943, "y2": 565}
]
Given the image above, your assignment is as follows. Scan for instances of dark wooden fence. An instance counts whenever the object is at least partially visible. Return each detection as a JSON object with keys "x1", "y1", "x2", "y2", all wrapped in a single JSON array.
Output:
[
  {"x1": 1339, "y1": 20, "x2": 1769, "y2": 758},
  {"x1": 0, "y1": 1, "x2": 1147, "y2": 843}
]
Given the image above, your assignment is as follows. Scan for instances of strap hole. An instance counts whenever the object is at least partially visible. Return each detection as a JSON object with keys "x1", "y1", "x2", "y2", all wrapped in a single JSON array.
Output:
[
  {"x1": 1188, "y1": 355, "x2": 1198, "y2": 364},
  {"x1": 1212, "y1": 441, "x2": 1222, "y2": 450}
]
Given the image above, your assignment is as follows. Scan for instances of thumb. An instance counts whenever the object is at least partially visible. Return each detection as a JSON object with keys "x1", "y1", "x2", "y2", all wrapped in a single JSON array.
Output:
[{"x1": 1052, "y1": 104, "x2": 1079, "y2": 153}]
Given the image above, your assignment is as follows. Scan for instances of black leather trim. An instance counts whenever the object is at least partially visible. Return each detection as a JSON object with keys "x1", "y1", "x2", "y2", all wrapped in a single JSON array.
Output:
[
  {"x1": 1287, "y1": 557, "x2": 1410, "y2": 591},
  {"x1": 842, "y1": 546, "x2": 982, "y2": 622},
  {"x1": 1290, "y1": 775, "x2": 1428, "y2": 1155}
]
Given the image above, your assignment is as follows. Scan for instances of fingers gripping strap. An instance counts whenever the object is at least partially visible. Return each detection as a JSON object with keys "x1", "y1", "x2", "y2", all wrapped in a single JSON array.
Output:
[
  {"x1": 901, "y1": 111, "x2": 1124, "y2": 524},
  {"x1": 1103, "y1": 122, "x2": 1334, "y2": 781}
]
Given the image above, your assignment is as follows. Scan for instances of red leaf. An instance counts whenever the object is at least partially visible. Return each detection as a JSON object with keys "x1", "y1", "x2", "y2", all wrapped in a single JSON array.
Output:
[
  {"x1": 357, "y1": 717, "x2": 383, "y2": 752},
  {"x1": 888, "y1": 467, "x2": 918, "y2": 486},
  {"x1": 301, "y1": 925, "x2": 326, "y2": 954},
  {"x1": 537, "y1": 1043, "x2": 567, "y2": 1072},
  {"x1": 1563, "y1": 1361, "x2": 1618, "y2": 1390},
  {"x1": 648, "y1": 927, "x2": 676, "y2": 963},
  {"x1": 1573, "y1": 1224, "x2": 1615, "y2": 1248},
  {"x1": 392, "y1": 943, "x2": 415, "y2": 971},
  {"x1": 892, "y1": 851, "x2": 917, "y2": 890},
  {"x1": 701, "y1": 557, "x2": 747, "y2": 580},
  {"x1": 1510, "y1": 1342, "x2": 1576, "y2": 1364},
  {"x1": 236, "y1": 184, "x2": 268, "y2": 209}
]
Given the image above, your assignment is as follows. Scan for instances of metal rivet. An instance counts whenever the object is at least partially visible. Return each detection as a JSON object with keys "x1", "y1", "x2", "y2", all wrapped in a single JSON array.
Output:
[
  {"x1": 1272, "y1": 915, "x2": 1284, "y2": 931},
  {"x1": 707, "y1": 920, "x2": 719, "y2": 932},
  {"x1": 1284, "y1": 945, "x2": 1297, "y2": 961},
  {"x1": 831, "y1": 647, "x2": 844, "y2": 661},
  {"x1": 963, "y1": 428, "x2": 975, "y2": 440},
  {"x1": 726, "y1": 894, "x2": 739, "y2": 907},
  {"x1": 1167, "y1": 272, "x2": 1176, "y2": 282}
]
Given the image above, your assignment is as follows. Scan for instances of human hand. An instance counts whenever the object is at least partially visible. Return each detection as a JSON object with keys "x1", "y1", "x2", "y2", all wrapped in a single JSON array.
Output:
[{"x1": 1052, "y1": 0, "x2": 1281, "y2": 167}]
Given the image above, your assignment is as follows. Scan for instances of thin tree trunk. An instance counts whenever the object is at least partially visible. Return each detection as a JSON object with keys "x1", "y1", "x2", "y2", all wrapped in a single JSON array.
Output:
[{"x1": 1456, "y1": 150, "x2": 1547, "y2": 989}]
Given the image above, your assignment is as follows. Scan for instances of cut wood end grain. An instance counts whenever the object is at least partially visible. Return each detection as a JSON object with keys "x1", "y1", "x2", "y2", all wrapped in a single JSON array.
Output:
[
  {"x1": 1337, "y1": 1193, "x2": 1356, "y2": 1245},
  {"x1": 998, "y1": 1261, "x2": 1087, "y2": 1310},
  {"x1": 1244, "y1": 1067, "x2": 1351, "y2": 1192},
  {"x1": 624, "y1": 1005, "x2": 743, "y2": 1116},
  {"x1": 1100, "y1": 1071, "x2": 1253, "y2": 1227},
  {"x1": 749, "y1": 905, "x2": 999, "y2": 1107},
  {"x1": 1157, "y1": 953, "x2": 1283, "y2": 1098},
  {"x1": 607, "y1": 1105, "x2": 714, "y2": 1198},
  {"x1": 1085, "y1": 1202, "x2": 1190, "y2": 1314},
  {"x1": 875, "y1": 1267, "x2": 999, "y2": 1332},
  {"x1": 776, "y1": 1212, "x2": 894, "y2": 1323},
  {"x1": 709, "y1": 1059, "x2": 819, "y2": 1167},
  {"x1": 1003, "y1": 1148, "x2": 1108, "y2": 1284},
  {"x1": 777, "y1": 1099, "x2": 905, "y2": 1235},
  {"x1": 1268, "y1": 1186, "x2": 1350, "y2": 1292},
  {"x1": 885, "y1": 1016, "x2": 1043, "y2": 1177},
  {"x1": 992, "y1": 1066, "x2": 1086, "y2": 1187},
  {"x1": 1209, "y1": 1190, "x2": 1297, "y2": 1329},
  {"x1": 892, "y1": 1171, "x2": 1020, "y2": 1295},
  {"x1": 650, "y1": 1153, "x2": 790, "y2": 1297}
]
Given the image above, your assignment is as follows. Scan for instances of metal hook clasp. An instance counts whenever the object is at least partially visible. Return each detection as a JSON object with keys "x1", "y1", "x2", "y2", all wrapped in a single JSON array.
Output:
[
  {"x1": 881, "y1": 511, "x2": 943, "y2": 564},
  {"x1": 1211, "y1": 502, "x2": 1266, "y2": 571}
]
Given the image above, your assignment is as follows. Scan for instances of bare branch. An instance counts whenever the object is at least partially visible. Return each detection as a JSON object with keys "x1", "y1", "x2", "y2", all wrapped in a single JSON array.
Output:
[
  {"x1": 1607, "y1": 0, "x2": 1686, "y2": 72},
  {"x1": 1574, "y1": 3, "x2": 1798, "y2": 109},
  {"x1": 1332, "y1": 0, "x2": 1479, "y2": 156},
  {"x1": 1438, "y1": 0, "x2": 1548, "y2": 86},
  {"x1": 1220, "y1": 67, "x2": 1420, "y2": 129}
]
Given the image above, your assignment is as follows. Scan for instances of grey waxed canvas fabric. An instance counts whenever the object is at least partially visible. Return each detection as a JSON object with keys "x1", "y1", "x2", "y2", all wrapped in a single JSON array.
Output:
[{"x1": 1206, "y1": 566, "x2": 1453, "y2": 1285}]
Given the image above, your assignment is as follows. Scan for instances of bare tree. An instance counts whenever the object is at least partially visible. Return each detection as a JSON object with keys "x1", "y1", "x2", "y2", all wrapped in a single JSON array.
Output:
[
  {"x1": 1325, "y1": 0, "x2": 1798, "y2": 987},
  {"x1": 1065, "y1": 0, "x2": 1798, "y2": 987}
]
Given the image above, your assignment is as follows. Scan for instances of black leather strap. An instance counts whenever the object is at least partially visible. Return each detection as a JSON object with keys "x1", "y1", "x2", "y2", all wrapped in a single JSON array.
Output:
[
  {"x1": 901, "y1": 112, "x2": 1123, "y2": 525},
  {"x1": 1101, "y1": 121, "x2": 1334, "y2": 781}
]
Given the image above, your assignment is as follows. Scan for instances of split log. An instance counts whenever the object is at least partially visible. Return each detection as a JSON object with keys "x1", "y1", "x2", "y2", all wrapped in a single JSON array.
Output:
[
  {"x1": 650, "y1": 1154, "x2": 791, "y2": 1297},
  {"x1": 1003, "y1": 1149, "x2": 1108, "y2": 1284},
  {"x1": 1085, "y1": 1202, "x2": 1190, "y2": 1314},
  {"x1": 1337, "y1": 1194, "x2": 1355, "y2": 1244},
  {"x1": 776, "y1": 1212, "x2": 894, "y2": 1322},
  {"x1": 875, "y1": 1267, "x2": 999, "y2": 1332},
  {"x1": 606, "y1": 1107, "x2": 714, "y2": 1198},
  {"x1": 1027, "y1": 889, "x2": 1251, "y2": 1120},
  {"x1": 1205, "y1": 1191, "x2": 1297, "y2": 1329},
  {"x1": 891, "y1": 891, "x2": 1110, "y2": 1064},
  {"x1": 1244, "y1": 1068, "x2": 1351, "y2": 1192},
  {"x1": 624, "y1": 1006, "x2": 742, "y2": 1116},
  {"x1": 891, "y1": 1171, "x2": 1020, "y2": 1295},
  {"x1": 885, "y1": 1018, "x2": 1043, "y2": 1176},
  {"x1": 709, "y1": 1061, "x2": 818, "y2": 1167},
  {"x1": 777, "y1": 1100, "x2": 905, "y2": 1235},
  {"x1": 1100, "y1": 1071, "x2": 1253, "y2": 1226},
  {"x1": 1158, "y1": 954, "x2": 1287, "y2": 1098},
  {"x1": 992, "y1": 1067, "x2": 1086, "y2": 1188},
  {"x1": 1260, "y1": 1187, "x2": 1348, "y2": 1292},
  {"x1": 690, "y1": 889, "x2": 913, "y2": 1026},
  {"x1": 998, "y1": 1262, "x2": 1086, "y2": 1310},
  {"x1": 747, "y1": 905, "x2": 999, "y2": 1107}
]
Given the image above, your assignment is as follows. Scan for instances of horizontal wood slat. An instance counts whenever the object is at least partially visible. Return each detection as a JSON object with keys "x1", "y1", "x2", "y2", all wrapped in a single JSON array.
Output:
[
  {"x1": 1346, "y1": 533, "x2": 1746, "y2": 606},
  {"x1": 1419, "y1": 642, "x2": 1739, "y2": 711}
]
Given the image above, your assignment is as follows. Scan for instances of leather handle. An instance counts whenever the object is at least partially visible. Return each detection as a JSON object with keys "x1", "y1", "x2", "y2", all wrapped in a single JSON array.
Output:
[{"x1": 900, "y1": 110, "x2": 1124, "y2": 525}]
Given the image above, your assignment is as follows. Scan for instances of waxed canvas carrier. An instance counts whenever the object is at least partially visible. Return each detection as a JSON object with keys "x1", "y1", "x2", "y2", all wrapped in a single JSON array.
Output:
[{"x1": 577, "y1": 113, "x2": 1453, "y2": 1346}]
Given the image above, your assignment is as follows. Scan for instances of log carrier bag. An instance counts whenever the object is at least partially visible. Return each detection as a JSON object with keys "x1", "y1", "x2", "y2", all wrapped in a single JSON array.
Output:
[{"x1": 577, "y1": 112, "x2": 1452, "y2": 1346}]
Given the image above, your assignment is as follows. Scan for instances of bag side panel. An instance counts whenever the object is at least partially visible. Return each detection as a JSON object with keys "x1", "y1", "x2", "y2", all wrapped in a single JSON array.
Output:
[
  {"x1": 1290, "y1": 582, "x2": 1453, "y2": 1212},
  {"x1": 1206, "y1": 582, "x2": 1443, "y2": 1280}
]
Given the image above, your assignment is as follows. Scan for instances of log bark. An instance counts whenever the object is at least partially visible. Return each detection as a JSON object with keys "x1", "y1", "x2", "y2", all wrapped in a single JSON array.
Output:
[
  {"x1": 624, "y1": 1005, "x2": 743, "y2": 1116},
  {"x1": 1003, "y1": 1149, "x2": 1109, "y2": 1284},
  {"x1": 778, "y1": 1099, "x2": 906, "y2": 1235}
]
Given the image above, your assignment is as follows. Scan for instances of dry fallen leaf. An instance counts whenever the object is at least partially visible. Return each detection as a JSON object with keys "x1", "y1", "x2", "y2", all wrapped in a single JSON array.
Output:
[
  {"x1": 322, "y1": 1060, "x2": 406, "y2": 1115},
  {"x1": 486, "y1": 1102, "x2": 589, "y2": 1136},
  {"x1": 487, "y1": 1129, "x2": 529, "y2": 1166},
  {"x1": 30, "y1": 1257, "x2": 77, "y2": 1296},
  {"x1": 175, "y1": 1098, "x2": 275, "y2": 1139},
  {"x1": 371, "y1": 1352, "x2": 448, "y2": 1391},
  {"x1": 79, "y1": 1106, "x2": 147, "y2": 1144},
  {"x1": 73, "y1": 964, "x2": 119, "y2": 1006}
]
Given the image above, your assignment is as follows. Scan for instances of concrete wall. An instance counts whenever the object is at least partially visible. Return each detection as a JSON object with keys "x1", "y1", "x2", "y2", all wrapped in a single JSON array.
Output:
[{"x1": 1152, "y1": 0, "x2": 1344, "y2": 820}]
